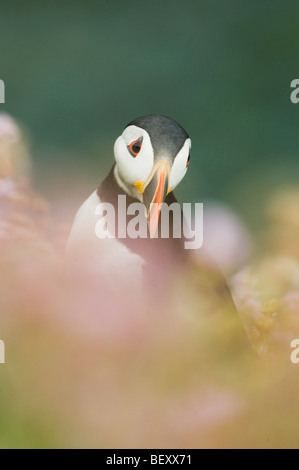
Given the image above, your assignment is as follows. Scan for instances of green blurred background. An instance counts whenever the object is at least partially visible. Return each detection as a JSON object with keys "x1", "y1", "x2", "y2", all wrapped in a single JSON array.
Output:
[
  {"x1": 2, "y1": 1, "x2": 299, "y2": 449},
  {"x1": 1, "y1": 0, "x2": 299, "y2": 226}
]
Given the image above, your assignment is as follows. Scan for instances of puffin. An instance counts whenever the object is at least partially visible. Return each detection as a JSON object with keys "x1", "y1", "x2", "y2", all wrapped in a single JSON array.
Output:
[
  {"x1": 67, "y1": 115, "x2": 192, "y2": 286},
  {"x1": 67, "y1": 115, "x2": 249, "y2": 348}
]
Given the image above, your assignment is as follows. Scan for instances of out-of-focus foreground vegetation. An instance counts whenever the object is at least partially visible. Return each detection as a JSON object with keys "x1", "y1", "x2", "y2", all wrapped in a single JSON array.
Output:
[
  {"x1": 0, "y1": 117, "x2": 299, "y2": 449},
  {"x1": 1, "y1": 0, "x2": 299, "y2": 449}
]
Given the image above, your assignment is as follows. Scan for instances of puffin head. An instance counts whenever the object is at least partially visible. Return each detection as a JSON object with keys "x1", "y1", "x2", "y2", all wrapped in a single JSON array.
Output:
[{"x1": 114, "y1": 114, "x2": 191, "y2": 233}]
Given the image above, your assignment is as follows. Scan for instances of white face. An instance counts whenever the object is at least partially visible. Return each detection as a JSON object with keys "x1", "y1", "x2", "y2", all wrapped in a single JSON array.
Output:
[
  {"x1": 169, "y1": 138, "x2": 191, "y2": 191},
  {"x1": 114, "y1": 124, "x2": 191, "y2": 191},
  {"x1": 114, "y1": 125, "x2": 154, "y2": 186}
]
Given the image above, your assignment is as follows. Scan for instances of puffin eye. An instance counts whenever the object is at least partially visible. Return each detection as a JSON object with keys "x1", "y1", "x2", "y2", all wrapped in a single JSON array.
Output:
[
  {"x1": 127, "y1": 137, "x2": 143, "y2": 158},
  {"x1": 186, "y1": 153, "x2": 190, "y2": 167}
]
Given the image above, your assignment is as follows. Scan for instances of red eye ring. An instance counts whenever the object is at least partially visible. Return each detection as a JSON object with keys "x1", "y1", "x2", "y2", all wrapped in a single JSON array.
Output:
[
  {"x1": 186, "y1": 153, "x2": 190, "y2": 167},
  {"x1": 127, "y1": 137, "x2": 143, "y2": 158}
]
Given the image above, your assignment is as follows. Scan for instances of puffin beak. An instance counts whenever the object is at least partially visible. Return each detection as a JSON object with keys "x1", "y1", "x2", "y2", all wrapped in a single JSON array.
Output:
[{"x1": 142, "y1": 160, "x2": 171, "y2": 237}]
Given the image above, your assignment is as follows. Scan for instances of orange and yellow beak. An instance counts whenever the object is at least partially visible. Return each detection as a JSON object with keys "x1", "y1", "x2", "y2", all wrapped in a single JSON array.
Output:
[{"x1": 134, "y1": 160, "x2": 171, "y2": 237}]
